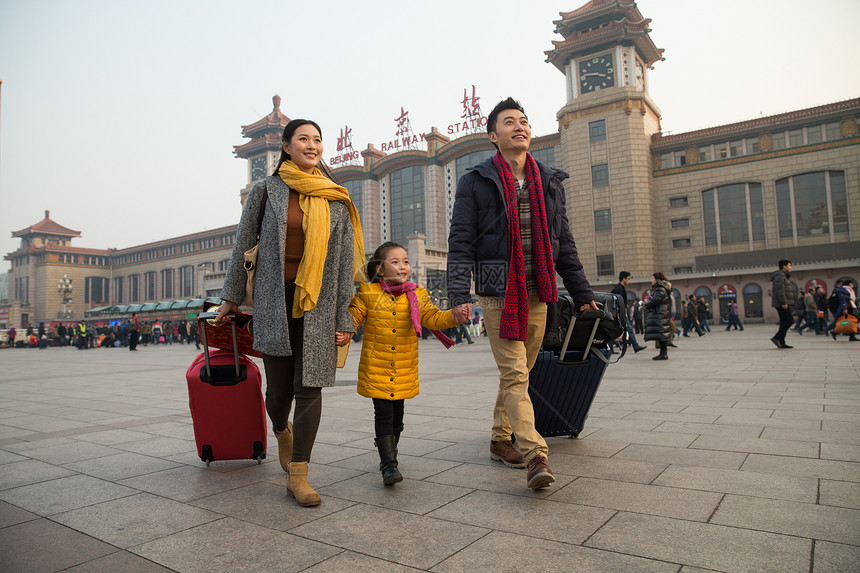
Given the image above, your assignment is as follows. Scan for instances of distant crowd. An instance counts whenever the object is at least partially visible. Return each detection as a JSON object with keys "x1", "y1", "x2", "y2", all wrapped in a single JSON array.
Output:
[{"x1": 2, "y1": 319, "x2": 200, "y2": 350}]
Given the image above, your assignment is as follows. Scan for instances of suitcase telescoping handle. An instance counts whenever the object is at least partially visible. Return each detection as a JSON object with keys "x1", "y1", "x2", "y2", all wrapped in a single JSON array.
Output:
[
  {"x1": 558, "y1": 307, "x2": 604, "y2": 366},
  {"x1": 197, "y1": 312, "x2": 241, "y2": 379}
]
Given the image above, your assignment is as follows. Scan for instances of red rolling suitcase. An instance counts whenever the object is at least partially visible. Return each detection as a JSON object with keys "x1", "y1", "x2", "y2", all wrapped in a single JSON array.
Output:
[{"x1": 186, "y1": 312, "x2": 267, "y2": 466}]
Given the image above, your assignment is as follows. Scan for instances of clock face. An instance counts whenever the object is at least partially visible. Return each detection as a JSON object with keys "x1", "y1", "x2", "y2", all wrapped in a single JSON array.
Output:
[
  {"x1": 251, "y1": 156, "x2": 267, "y2": 180},
  {"x1": 579, "y1": 54, "x2": 615, "y2": 93}
]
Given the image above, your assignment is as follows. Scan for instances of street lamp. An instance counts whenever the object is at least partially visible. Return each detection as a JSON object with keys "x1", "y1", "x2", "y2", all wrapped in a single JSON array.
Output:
[{"x1": 57, "y1": 275, "x2": 73, "y2": 319}]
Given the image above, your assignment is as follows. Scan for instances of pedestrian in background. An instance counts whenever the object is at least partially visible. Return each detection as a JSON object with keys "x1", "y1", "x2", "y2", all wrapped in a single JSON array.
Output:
[
  {"x1": 770, "y1": 259, "x2": 797, "y2": 349},
  {"x1": 644, "y1": 272, "x2": 673, "y2": 360}
]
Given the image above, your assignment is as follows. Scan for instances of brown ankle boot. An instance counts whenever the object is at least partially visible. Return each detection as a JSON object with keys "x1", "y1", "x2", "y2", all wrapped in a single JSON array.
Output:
[
  {"x1": 273, "y1": 422, "x2": 293, "y2": 473},
  {"x1": 286, "y1": 462, "x2": 320, "y2": 507}
]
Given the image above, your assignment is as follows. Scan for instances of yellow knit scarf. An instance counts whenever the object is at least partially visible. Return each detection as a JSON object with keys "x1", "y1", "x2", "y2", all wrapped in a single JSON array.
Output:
[{"x1": 278, "y1": 160, "x2": 365, "y2": 318}]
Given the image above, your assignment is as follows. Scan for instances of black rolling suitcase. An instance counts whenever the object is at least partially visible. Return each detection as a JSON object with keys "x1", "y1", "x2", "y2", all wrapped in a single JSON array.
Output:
[{"x1": 529, "y1": 294, "x2": 626, "y2": 438}]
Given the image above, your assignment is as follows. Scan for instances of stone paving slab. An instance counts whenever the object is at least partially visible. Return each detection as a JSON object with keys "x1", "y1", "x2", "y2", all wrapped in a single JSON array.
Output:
[{"x1": 0, "y1": 324, "x2": 858, "y2": 572}]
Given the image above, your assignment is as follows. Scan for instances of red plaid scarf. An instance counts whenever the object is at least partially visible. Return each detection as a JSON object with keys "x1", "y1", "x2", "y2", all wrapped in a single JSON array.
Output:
[{"x1": 493, "y1": 151, "x2": 558, "y2": 341}]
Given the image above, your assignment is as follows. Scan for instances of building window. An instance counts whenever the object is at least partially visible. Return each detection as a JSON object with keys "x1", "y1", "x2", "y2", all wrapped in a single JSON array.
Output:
[
  {"x1": 343, "y1": 179, "x2": 362, "y2": 222},
  {"x1": 674, "y1": 266, "x2": 693, "y2": 273},
  {"x1": 591, "y1": 164, "x2": 609, "y2": 186},
  {"x1": 669, "y1": 196, "x2": 688, "y2": 208},
  {"x1": 729, "y1": 140, "x2": 743, "y2": 157},
  {"x1": 114, "y1": 277, "x2": 124, "y2": 304},
  {"x1": 129, "y1": 275, "x2": 140, "y2": 302},
  {"x1": 660, "y1": 153, "x2": 672, "y2": 169},
  {"x1": 455, "y1": 149, "x2": 494, "y2": 182},
  {"x1": 145, "y1": 271, "x2": 157, "y2": 301},
  {"x1": 715, "y1": 142, "x2": 728, "y2": 159},
  {"x1": 776, "y1": 171, "x2": 848, "y2": 239},
  {"x1": 745, "y1": 137, "x2": 760, "y2": 154},
  {"x1": 672, "y1": 238, "x2": 691, "y2": 249},
  {"x1": 702, "y1": 183, "x2": 765, "y2": 246},
  {"x1": 179, "y1": 265, "x2": 193, "y2": 298},
  {"x1": 788, "y1": 129, "x2": 804, "y2": 147},
  {"x1": 161, "y1": 269, "x2": 174, "y2": 299},
  {"x1": 825, "y1": 122, "x2": 841, "y2": 141},
  {"x1": 671, "y1": 218, "x2": 690, "y2": 229},
  {"x1": 673, "y1": 151, "x2": 686, "y2": 166},
  {"x1": 742, "y1": 283, "x2": 763, "y2": 318},
  {"x1": 218, "y1": 259, "x2": 231, "y2": 272},
  {"x1": 806, "y1": 125, "x2": 823, "y2": 145},
  {"x1": 772, "y1": 131, "x2": 787, "y2": 150},
  {"x1": 596, "y1": 254, "x2": 614, "y2": 276},
  {"x1": 85, "y1": 277, "x2": 109, "y2": 305},
  {"x1": 594, "y1": 209, "x2": 612, "y2": 231},
  {"x1": 531, "y1": 147, "x2": 555, "y2": 168},
  {"x1": 698, "y1": 146, "x2": 711, "y2": 162},
  {"x1": 389, "y1": 165, "x2": 426, "y2": 247},
  {"x1": 589, "y1": 119, "x2": 606, "y2": 141}
]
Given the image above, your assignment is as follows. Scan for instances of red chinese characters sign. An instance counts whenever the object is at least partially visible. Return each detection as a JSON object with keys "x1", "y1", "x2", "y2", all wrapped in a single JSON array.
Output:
[
  {"x1": 330, "y1": 124, "x2": 360, "y2": 166},
  {"x1": 447, "y1": 85, "x2": 486, "y2": 136}
]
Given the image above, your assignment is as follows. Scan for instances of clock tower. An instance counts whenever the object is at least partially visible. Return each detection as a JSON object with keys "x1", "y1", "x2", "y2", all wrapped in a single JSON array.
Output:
[
  {"x1": 546, "y1": 0, "x2": 664, "y2": 282},
  {"x1": 233, "y1": 95, "x2": 290, "y2": 205}
]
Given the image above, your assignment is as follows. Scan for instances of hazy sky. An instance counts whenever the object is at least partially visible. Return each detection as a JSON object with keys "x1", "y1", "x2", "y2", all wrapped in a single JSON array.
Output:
[{"x1": 1, "y1": 0, "x2": 858, "y2": 270}]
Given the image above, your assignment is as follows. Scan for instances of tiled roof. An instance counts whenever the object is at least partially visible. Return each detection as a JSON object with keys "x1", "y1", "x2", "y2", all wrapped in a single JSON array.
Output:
[
  {"x1": 12, "y1": 210, "x2": 81, "y2": 238},
  {"x1": 651, "y1": 97, "x2": 860, "y2": 149}
]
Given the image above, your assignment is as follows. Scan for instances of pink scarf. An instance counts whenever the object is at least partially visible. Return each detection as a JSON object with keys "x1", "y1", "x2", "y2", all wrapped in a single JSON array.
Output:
[{"x1": 379, "y1": 280, "x2": 455, "y2": 348}]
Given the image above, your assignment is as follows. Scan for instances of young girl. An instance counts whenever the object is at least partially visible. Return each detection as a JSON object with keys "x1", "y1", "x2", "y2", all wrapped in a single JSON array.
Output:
[{"x1": 345, "y1": 242, "x2": 469, "y2": 485}]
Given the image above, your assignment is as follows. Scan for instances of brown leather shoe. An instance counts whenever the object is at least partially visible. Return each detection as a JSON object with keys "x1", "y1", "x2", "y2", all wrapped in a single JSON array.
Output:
[
  {"x1": 526, "y1": 454, "x2": 555, "y2": 489},
  {"x1": 490, "y1": 440, "x2": 526, "y2": 468}
]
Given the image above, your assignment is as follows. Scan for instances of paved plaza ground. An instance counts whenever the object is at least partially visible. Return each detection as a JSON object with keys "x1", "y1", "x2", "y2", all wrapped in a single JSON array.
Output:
[{"x1": 0, "y1": 324, "x2": 858, "y2": 572}]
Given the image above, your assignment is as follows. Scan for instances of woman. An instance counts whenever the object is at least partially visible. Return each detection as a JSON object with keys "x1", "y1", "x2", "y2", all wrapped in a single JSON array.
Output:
[
  {"x1": 216, "y1": 119, "x2": 365, "y2": 507},
  {"x1": 644, "y1": 272, "x2": 672, "y2": 360}
]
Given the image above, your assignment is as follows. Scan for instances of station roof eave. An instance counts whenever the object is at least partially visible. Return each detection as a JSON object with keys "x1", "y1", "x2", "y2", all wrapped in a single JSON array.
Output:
[{"x1": 546, "y1": 18, "x2": 663, "y2": 71}]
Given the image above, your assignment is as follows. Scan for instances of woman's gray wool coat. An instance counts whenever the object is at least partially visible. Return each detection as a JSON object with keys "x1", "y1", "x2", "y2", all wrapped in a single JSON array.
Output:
[{"x1": 220, "y1": 175, "x2": 356, "y2": 388}]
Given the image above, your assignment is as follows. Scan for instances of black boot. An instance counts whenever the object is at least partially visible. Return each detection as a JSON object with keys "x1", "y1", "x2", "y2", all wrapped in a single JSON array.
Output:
[{"x1": 375, "y1": 435, "x2": 403, "y2": 485}]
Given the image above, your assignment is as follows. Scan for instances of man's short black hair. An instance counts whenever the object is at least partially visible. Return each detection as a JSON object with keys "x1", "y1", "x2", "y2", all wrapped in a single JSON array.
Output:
[
  {"x1": 487, "y1": 97, "x2": 525, "y2": 150},
  {"x1": 778, "y1": 259, "x2": 791, "y2": 270},
  {"x1": 619, "y1": 271, "x2": 631, "y2": 282}
]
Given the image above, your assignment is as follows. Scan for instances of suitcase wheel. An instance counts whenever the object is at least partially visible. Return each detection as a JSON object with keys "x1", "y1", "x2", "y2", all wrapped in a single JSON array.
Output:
[
  {"x1": 252, "y1": 441, "x2": 265, "y2": 464},
  {"x1": 201, "y1": 445, "x2": 214, "y2": 466},
  {"x1": 568, "y1": 432, "x2": 580, "y2": 439}
]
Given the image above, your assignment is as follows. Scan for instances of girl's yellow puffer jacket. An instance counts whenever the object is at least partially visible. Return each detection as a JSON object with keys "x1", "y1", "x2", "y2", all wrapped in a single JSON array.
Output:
[{"x1": 349, "y1": 282, "x2": 458, "y2": 400}]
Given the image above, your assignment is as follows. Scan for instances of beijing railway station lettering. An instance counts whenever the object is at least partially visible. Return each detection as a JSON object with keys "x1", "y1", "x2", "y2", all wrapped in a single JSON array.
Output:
[
  {"x1": 346, "y1": 86, "x2": 488, "y2": 154},
  {"x1": 330, "y1": 124, "x2": 360, "y2": 166}
]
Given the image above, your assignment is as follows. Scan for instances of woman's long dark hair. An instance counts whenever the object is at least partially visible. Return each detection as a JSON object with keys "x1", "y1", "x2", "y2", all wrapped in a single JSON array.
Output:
[
  {"x1": 653, "y1": 271, "x2": 668, "y2": 283},
  {"x1": 366, "y1": 242, "x2": 405, "y2": 283},
  {"x1": 272, "y1": 118, "x2": 339, "y2": 183}
]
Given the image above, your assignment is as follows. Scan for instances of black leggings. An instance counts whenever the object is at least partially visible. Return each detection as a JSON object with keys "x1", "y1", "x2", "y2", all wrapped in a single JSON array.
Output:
[
  {"x1": 261, "y1": 281, "x2": 322, "y2": 463},
  {"x1": 373, "y1": 398, "x2": 404, "y2": 439}
]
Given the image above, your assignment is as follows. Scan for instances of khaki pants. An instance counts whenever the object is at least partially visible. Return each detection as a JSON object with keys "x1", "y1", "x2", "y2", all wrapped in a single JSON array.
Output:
[{"x1": 480, "y1": 295, "x2": 548, "y2": 462}]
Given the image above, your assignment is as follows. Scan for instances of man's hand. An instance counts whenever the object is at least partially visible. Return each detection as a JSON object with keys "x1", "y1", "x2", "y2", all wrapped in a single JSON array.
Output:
[
  {"x1": 579, "y1": 300, "x2": 599, "y2": 312},
  {"x1": 452, "y1": 303, "x2": 472, "y2": 324},
  {"x1": 335, "y1": 332, "x2": 354, "y2": 347},
  {"x1": 781, "y1": 304, "x2": 788, "y2": 309}
]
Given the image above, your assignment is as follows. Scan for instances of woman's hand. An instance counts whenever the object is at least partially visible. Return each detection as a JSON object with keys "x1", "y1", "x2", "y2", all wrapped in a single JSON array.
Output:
[
  {"x1": 214, "y1": 301, "x2": 239, "y2": 325},
  {"x1": 579, "y1": 300, "x2": 599, "y2": 312},
  {"x1": 335, "y1": 331, "x2": 354, "y2": 347}
]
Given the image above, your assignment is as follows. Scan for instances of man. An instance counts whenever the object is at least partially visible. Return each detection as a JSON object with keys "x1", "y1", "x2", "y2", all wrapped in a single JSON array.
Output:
[
  {"x1": 697, "y1": 297, "x2": 711, "y2": 332},
  {"x1": 684, "y1": 295, "x2": 703, "y2": 336},
  {"x1": 447, "y1": 97, "x2": 597, "y2": 490},
  {"x1": 612, "y1": 271, "x2": 645, "y2": 353},
  {"x1": 795, "y1": 288, "x2": 818, "y2": 334},
  {"x1": 725, "y1": 300, "x2": 743, "y2": 331},
  {"x1": 770, "y1": 259, "x2": 798, "y2": 348},
  {"x1": 814, "y1": 286, "x2": 828, "y2": 334},
  {"x1": 128, "y1": 312, "x2": 140, "y2": 351}
]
